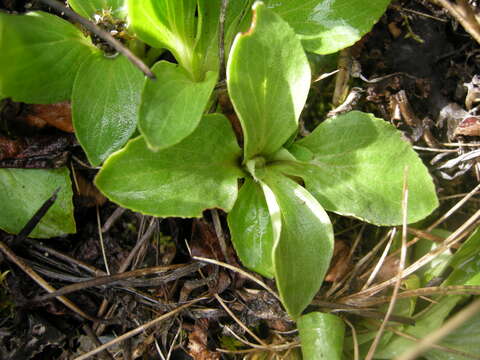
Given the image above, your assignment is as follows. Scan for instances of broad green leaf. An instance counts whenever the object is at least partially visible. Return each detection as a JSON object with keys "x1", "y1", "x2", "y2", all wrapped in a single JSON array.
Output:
[
  {"x1": 67, "y1": 0, "x2": 126, "y2": 19},
  {"x1": 127, "y1": 0, "x2": 198, "y2": 76},
  {"x1": 0, "y1": 11, "x2": 97, "y2": 103},
  {"x1": 264, "y1": 0, "x2": 391, "y2": 54},
  {"x1": 138, "y1": 61, "x2": 217, "y2": 151},
  {"x1": 227, "y1": 2, "x2": 311, "y2": 161},
  {"x1": 228, "y1": 178, "x2": 274, "y2": 278},
  {"x1": 282, "y1": 111, "x2": 438, "y2": 225},
  {"x1": 0, "y1": 168, "x2": 75, "y2": 238},
  {"x1": 262, "y1": 172, "x2": 333, "y2": 319},
  {"x1": 72, "y1": 54, "x2": 143, "y2": 166},
  {"x1": 95, "y1": 114, "x2": 243, "y2": 217},
  {"x1": 298, "y1": 312, "x2": 345, "y2": 360},
  {"x1": 443, "y1": 227, "x2": 480, "y2": 287}
]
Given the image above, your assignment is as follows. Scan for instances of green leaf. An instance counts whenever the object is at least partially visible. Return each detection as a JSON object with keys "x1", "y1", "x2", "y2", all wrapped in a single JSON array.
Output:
[
  {"x1": 413, "y1": 229, "x2": 452, "y2": 286},
  {"x1": 227, "y1": 2, "x2": 311, "y2": 161},
  {"x1": 373, "y1": 295, "x2": 463, "y2": 359},
  {"x1": 298, "y1": 312, "x2": 345, "y2": 360},
  {"x1": 264, "y1": 0, "x2": 391, "y2": 54},
  {"x1": 95, "y1": 114, "x2": 243, "y2": 217},
  {"x1": 443, "y1": 227, "x2": 480, "y2": 287},
  {"x1": 72, "y1": 54, "x2": 143, "y2": 166},
  {"x1": 374, "y1": 229, "x2": 480, "y2": 359},
  {"x1": 262, "y1": 172, "x2": 334, "y2": 319},
  {"x1": 127, "y1": 0, "x2": 198, "y2": 76},
  {"x1": 424, "y1": 314, "x2": 480, "y2": 360},
  {"x1": 0, "y1": 168, "x2": 75, "y2": 238},
  {"x1": 282, "y1": 111, "x2": 438, "y2": 225},
  {"x1": 0, "y1": 11, "x2": 97, "y2": 103},
  {"x1": 227, "y1": 178, "x2": 274, "y2": 278},
  {"x1": 139, "y1": 61, "x2": 217, "y2": 151},
  {"x1": 67, "y1": 0, "x2": 126, "y2": 19}
]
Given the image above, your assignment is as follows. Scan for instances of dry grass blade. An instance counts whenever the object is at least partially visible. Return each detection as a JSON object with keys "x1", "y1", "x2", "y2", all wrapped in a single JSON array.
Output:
[
  {"x1": 0, "y1": 241, "x2": 98, "y2": 322},
  {"x1": 96, "y1": 206, "x2": 110, "y2": 275},
  {"x1": 216, "y1": 341, "x2": 299, "y2": 354},
  {"x1": 383, "y1": 324, "x2": 480, "y2": 359},
  {"x1": 396, "y1": 297, "x2": 480, "y2": 360},
  {"x1": 94, "y1": 216, "x2": 158, "y2": 333},
  {"x1": 387, "y1": 182, "x2": 480, "y2": 259},
  {"x1": 362, "y1": 228, "x2": 396, "y2": 290},
  {"x1": 344, "y1": 318, "x2": 359, "y2": 360},
  {"x1": 365, "y1": 167, "x2": 409, "y2": 360},
  {"x1": 328, "y1": 228, "x2": 393, "y2": 299},
  {"x1": 343, "y1": 208, "x2": 480, "y2": 301},
  {"x1": 30, "y1": 262, "x2": 203, "y2": 303},
  {"x1": 351, "y1": 285, "x2": 480, "y2": 307},
  {"x1": 215, "y1": 293, "x2": 269, "y2": 347},
  {"x1": 74, "y1": 297, "x2": 204, "y2": 360},
  {"x1": 326, "y1": 224, "x2": 366, "y2": 297},
  {"x1": 427, "y1": 182, "x2": 480, "y2": 231},
  {"x1": 192, "y1": 255, "x2": 280, "y2": 300}
]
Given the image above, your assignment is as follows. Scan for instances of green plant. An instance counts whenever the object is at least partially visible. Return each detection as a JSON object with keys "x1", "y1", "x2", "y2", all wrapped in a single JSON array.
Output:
[
  {"x1": 0, "y1": 0, "x2": 441, "y2": 357},
  {"x1": 95, "y1": 3, "x2": 438, "y2": 357}
]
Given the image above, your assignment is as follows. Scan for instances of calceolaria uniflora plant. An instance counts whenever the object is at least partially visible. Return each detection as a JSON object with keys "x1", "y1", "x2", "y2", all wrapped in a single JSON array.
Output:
[
  {"x1": 0, "y1": 0, "x2": 439, "y2": 358},
  {"x1": 96, "y1": 2, "x2": 438, "y2": 357}
]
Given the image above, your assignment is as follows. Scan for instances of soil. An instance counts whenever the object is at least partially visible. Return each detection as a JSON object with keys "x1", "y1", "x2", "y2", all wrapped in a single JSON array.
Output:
[{"x1": 1, "y1": 0, "x2": 480, "y2": 359}]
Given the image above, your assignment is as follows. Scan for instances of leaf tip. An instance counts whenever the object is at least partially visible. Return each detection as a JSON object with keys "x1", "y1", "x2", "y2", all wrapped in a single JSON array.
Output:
[{"x1": 242, "y1": 1, "x2": 263, "y2": 36}]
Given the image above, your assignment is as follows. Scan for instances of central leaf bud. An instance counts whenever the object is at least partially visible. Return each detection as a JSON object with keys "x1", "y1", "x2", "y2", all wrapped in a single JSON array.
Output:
[{"x1": 245, "y1": 156, "x2": 267, "y2": 181}]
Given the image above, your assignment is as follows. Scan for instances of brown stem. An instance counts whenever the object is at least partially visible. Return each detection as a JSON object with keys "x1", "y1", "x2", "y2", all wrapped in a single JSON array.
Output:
[
  {"x1": 430, "y1": 0, "x2": 480, "y2": 45},
  {"x1": 37, "y1": 0, "x2": 155, "y2": 79}
]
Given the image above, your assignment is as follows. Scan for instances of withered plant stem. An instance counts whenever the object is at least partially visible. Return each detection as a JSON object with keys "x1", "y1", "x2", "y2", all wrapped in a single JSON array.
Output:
[
  {"x1": 365, "y1": 167, "x2": 409, "y2": 360},
  {"x1": 0, "y1": 240, "x2": 99, "y2": 322},
  {"x1": 37, "y1": 0, "x2": 155, "y2": 79},
  {"x1": 74, "y1": 298, "x2": 204, "y2": 360}
]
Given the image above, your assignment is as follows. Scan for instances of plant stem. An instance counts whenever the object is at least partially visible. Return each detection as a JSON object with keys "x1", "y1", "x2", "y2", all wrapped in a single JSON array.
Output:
[
  {"x1": 218, "y1": 0, "x2": 229, "y2": 81},
  {"x1": 37, "y1": 0, "x2": 156, "y2": 79}
]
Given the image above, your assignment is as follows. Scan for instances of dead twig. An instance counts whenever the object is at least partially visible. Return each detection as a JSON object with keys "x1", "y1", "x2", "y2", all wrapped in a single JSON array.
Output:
[
  {"x1": 192, "y1": 255, "x2": 279, "y2": 300},
  {"x1": 29, "y1": 262, "x2": 205, "y2": 303},
  {"x1": 12, "y1": 187, "x2": 60, "y2": 247},
  {"x1": 0, "y1": 241, "x2": 99, "y2": 322},
  {"x1": 218, "y1": 0, "x2": 229, "y2": 81},
  {"x1": 37, "y1": 0, "x2": 155, "y2": 79},
  {"x1": 429, "y1": 0, "x2": 480, "y2": 45},
  {"x1": 215, "y1": 293, "x2": 269, "y2": 347},
  {"x1": 211, "y1": 209, "x2": 232, "y2": 264},
  {"x1": 101, "y1": 207, "x2": 126, "y2": 233},
  {"x1": 82, "y1": 324, "x2": 115, "y2": 360}
]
